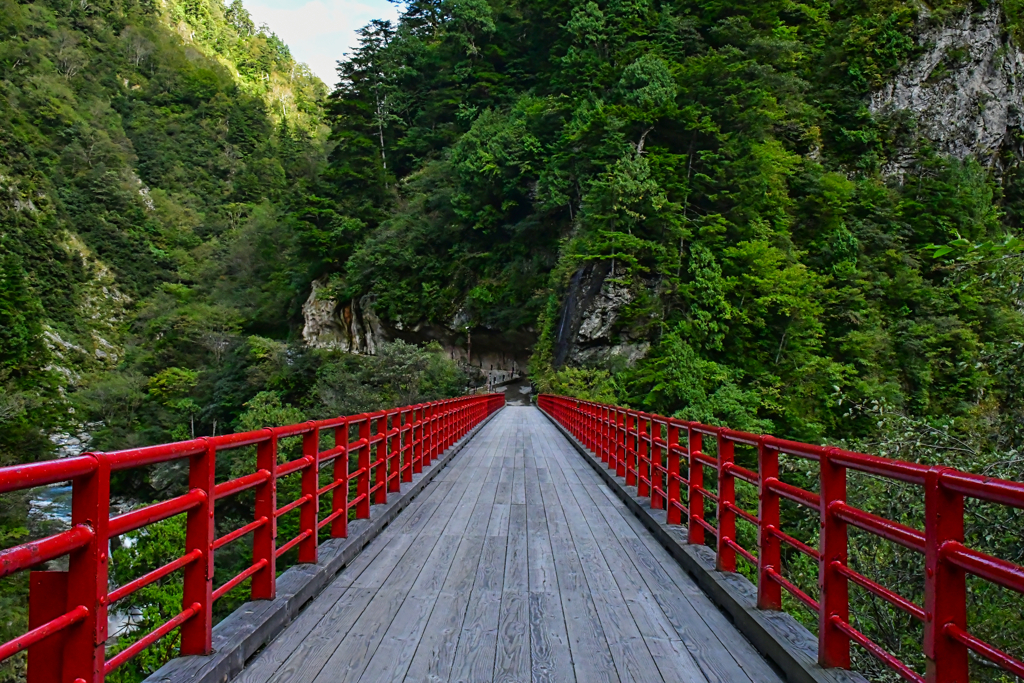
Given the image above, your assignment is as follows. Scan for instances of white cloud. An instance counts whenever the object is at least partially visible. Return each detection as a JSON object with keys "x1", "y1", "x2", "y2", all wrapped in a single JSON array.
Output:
[{"x1": 241, "y1": 0, "x2": 400, "y2": 85}]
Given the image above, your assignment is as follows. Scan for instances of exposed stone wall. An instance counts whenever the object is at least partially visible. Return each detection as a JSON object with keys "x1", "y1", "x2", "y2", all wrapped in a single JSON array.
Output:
[
  {"x1": 553, "y1": 260, "x2": 652, "y2": 369},
  {"x1": 301, "y1": 278, "x2": 388, "y2": 354},
  {"x1": 870, "y1": 2, "x2": 1024, "y2": 174}
]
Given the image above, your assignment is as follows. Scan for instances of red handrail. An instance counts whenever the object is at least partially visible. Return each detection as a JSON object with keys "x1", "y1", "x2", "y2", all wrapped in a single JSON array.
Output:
[
  {"x1": 0, "y1": 393, "x2": 504, "y2": 682},
  {"x1": 538, "y1": 394, "x2": 1024, "y2": 683}
]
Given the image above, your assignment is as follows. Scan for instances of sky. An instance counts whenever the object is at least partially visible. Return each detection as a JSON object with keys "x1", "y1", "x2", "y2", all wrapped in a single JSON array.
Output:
[{"x1": 241, "y1": 0, "x2": 401, "y2": 86}]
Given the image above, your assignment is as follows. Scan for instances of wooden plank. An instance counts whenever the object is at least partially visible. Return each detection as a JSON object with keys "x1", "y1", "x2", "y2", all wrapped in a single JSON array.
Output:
[
  {"x1": 529, "y1": 591, "x2": 574, "y2": 683},
  {"x1": 537, "y1": 480, "x2": 619, "y2": 683},
  {"x1": 309, "y1": 514, "x2": 460, "y2": 682},
  {"x1": 257, "y1": 533, "x2": 419, "y2": 683},
  {"x1": 542, "y1": 444, "x2": 666, "y2": 683},
  {"x1": 525, "y1": 473, "x2": 557, "y2": 594},
  {"x1": 401, "y1": 535, "x2": 486, "y2": 682},
  {"x1": 450, "y1": 464, "x2": 512, "y2": 681},
  {"x1": 449, "y1": 589, "x2": 502, "y2": 683},
  {"x1": 559, "y1": 427, "x2": 782, "y2": 683},
  {"x1": 504, "y1": 504, "x2": 528, "y2": 592},
  {"x1": 308, "y1": 448, "x2": 489, "y2": 683},
  {"x1": 494, "y1": 591, "x2": 530, "y2": 683}
]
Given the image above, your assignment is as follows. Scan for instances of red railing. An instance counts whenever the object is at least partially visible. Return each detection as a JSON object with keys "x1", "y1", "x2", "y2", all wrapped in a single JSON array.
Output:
[
  {"x1": 0, "y1": 393, "x2": 504, "y2": 682},
  {"x1": 538, "y1": 394, "x2": 1024, "y2": 683}
]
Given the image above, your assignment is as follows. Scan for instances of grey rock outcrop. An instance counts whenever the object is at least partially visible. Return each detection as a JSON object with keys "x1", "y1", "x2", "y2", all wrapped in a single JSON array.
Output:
[
  {"x1": 870, "y1": 2, "x2": 1024, "y2": 173},
  {"x1": 301, "y1": 278, "x2": 388, "y2": 354},
  {"x1": 553, "y1": 260, "x2": 651, "y2": 368}
]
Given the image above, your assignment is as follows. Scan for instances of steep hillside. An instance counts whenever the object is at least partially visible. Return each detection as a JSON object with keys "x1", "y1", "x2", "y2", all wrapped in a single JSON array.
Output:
[
  {"x1": 0, "y1": 0, "x2": 469, "y2": 679},
  {"x1": 315, "y1": 0, "x2": 1024, "y2": 678},
  {"x1": 2, "y1": 0, "x2": 1023, "y2": 680}
]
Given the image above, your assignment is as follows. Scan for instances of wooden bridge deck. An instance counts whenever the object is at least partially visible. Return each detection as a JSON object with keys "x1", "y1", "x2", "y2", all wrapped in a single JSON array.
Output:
[{"x1": 235, "y1": 406, "x2": 784, "y2": 683}]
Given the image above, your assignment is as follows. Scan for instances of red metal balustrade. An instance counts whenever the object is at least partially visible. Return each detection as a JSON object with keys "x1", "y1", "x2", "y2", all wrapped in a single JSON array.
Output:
[
  {"x1": 0, "y1": 393, "x2": 504, "y2": 682},
  {"x1": 538, "y1": 394, "x2": 1024, "y2": 683}
]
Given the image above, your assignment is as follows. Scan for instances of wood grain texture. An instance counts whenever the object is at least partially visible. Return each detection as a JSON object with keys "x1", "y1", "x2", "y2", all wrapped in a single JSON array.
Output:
[{"x1": 229, "y1": 406, "x2": 789, "y2": 683}]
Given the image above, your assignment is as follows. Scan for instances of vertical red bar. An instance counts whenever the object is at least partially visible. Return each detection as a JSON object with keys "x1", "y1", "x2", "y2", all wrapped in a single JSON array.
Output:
[
  {"x1": 388, "y1": 411, "x2": 401, "y2": 493},
  {"x1": 600, "y1": 406, "x2": 609, "y2": 463},
  {"x1": 924, "y1": 467, "x2": 967, "y2": 682},
  {"x1": 412, "y1": 406, "x2": 424, "y2": 475},
  {"x1": 651, "y1": 420, "x2": 664, "y2": 510},
  {"x1": 666, "y1": 423, "x2": 682, "y2": 524},
  {"x1": 299, "y1": 426, "x2": 319, "y2": 563},
  {"x1": 757, "y1": 437, "x2": 782, "y2": 610},
  {"x1": 588, "y1": 404, "x2": 596, "y2": 451},
  {"x1": 625, "y1": 413, "x2": 637, "y2": 486},
  {"x1": 818, "y1": 447, "x2": 849, "y2": 668},
  {"x1": 28, "y1": 571, "x2": 68, "y2": 683},
  {"x1": 331, "y1": 421, "x2": 349, "y2": 537},
  {"x1": 688, "y1": 427, "x2": 705, "y2": 546},
  {"x1": 181, "y1": 439, "x2": 215, "y2": 654},
  {"x1": 357, "y1": 418, "x2": 371, "y2": 519},
  {"x1": 425, "y1": 404, "x2": 436, "y2": 466},
  {"x1": 62, "y1": 454, "x2": 108, "y2": 683},
  {"x1": 638, "y1": 415, "x2": 650, "y2": 497},
  {"x1": 615, "y1": 410, "x2": 626, "y2": 477},
  {"x1": 402, "y1": 409, "x2": 413, "y2": 483},
  {"x1": 252, "y1": 431, "x2": 277, "y2": 600},
  {"x1": 716, "y1": 431, "x2": 736, "y2": 573},
  {"x1": 375, "y1": 414, "x2": 388, "y2": 504}
]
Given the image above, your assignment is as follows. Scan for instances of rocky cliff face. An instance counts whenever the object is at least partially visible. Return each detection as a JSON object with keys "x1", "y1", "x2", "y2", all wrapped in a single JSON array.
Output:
[
  {"x1": 553, "y1": 260, "x2": 650, "y2": 369},
  {"x1": 301, "y1": 278, "x2": 388, "y2": 354},
  {"x1": 870, "y1": 1, "x2": 1024, "y2": 173}
]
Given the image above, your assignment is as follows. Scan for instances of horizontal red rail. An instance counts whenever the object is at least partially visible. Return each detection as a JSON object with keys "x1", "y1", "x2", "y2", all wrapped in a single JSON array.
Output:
[
  {"x1": 0, "y1": 392, "x2": 504, "y2": 682},
  {"x1": 538, "y1": 393, "x2": 1024, "y2": 683}
]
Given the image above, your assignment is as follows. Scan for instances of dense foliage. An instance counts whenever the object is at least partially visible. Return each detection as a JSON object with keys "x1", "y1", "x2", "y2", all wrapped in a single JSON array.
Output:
[
  {"x1": 2, "y1": 0, "x2": 1024, "y2": 679},
  {"x1": 0, "y1": 0, "x2": 469, "y2": 678},
  {"x1": 321, "y1": 0, "x2": 1024, "y2": 679}
]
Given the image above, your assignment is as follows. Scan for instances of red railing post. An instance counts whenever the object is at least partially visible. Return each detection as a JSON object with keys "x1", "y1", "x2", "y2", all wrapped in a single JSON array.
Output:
[
  {"x1": 375, "y1": 413, "x2": 388, "y2": 504},
  {"x1": 299, "y1": 425, "x2": 319, "y2": 563},
  {"x1": 388, "y1": 411, "x2": 401, "y2": 494},
  {"x1": 625, "y1": 412, "x2": 637, "y2": 486},
  {"x1": 252, "y1": 431, "x2": 277, "y2": 600},
  {"x1": 818, "y1": 447, "x2": 850, "y2": 668},
  {"x1": 716, "y1": 431, "x2": 737, "y2": 573},
  {"x1": 63, "y1": 454, "x2": 109, "y2": 683},
  {"x1": 402, "y1": 409, "x2": 413, "y2": 483},
  {"x1": 331, "y1": 420, "x2": 349, "y2": 537},
  {"x1": 924, "y1": 467, "x2": 968, "y2": 682},
  {"x1": 667, "y1": 422, "x2": 682, "y2": 524},
  {"x1": 599, "y1": 405, "x2": 609, "y2": 464},
  {"x1": 442, "y1": 402, "x2": 449, "y2": 451},
  {"x1": 412, "y1": 406, "x2": 424, "y2": 475},
  {"x1": 652, "y1": 420, "x2": 664, "y2": 510},
  {"x1": 615, "y1": 409, "x2": 625, "y2": 475},
  {"x1": 757, "y1": 437, "x2": 782, "y2": 610},
  {"x1": 357, "y1": 417, "x2": 371, "y2": 519},
  {"x1": 688, "y1": 427, "x2": 705, "y2": 545},
  {"x1": 180, "y1": 439, "x2": 215, "y2": 655},
  {"x1": 638, "y1": 415, "x2": 650, "y2": 498}
]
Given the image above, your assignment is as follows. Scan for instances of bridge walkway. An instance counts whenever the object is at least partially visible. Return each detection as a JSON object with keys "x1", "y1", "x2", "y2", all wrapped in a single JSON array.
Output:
[{"x1": 235, "y1": 406, "x2": 784, "y2": 683}]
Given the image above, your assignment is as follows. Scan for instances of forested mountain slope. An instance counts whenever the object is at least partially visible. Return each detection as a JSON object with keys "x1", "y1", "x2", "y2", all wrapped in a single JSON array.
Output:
[
  {"x1": 0, "y1": 0, "x2": 467, "y2": 678},
  {"x1": 1, "y1": 0, "x2": 1023, "y2": 680},
  {"x1": 319, "y1": 1, "x2": 1024, "y2": 678}
]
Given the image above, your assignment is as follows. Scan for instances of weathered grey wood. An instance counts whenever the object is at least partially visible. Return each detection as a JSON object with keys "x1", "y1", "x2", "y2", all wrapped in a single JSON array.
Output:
[
  {"x1": 149, "y1": 407, "x2": 502, "y2": 683},
  {"x1": 225, "y1": 406, "x2": 810, "y2": 683},
  {"x1": 538, "y1": 478, "x2": 620, "y2": 683},
  {"x1": 401, "y1": 534, "x2": 486, "y2": 682},
  {"x1": 539, "y1": 405, "x2": 869, "y2": 683},
  {"x1": 529, "y1": 591, "x2": 574, "y2": 683}
]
